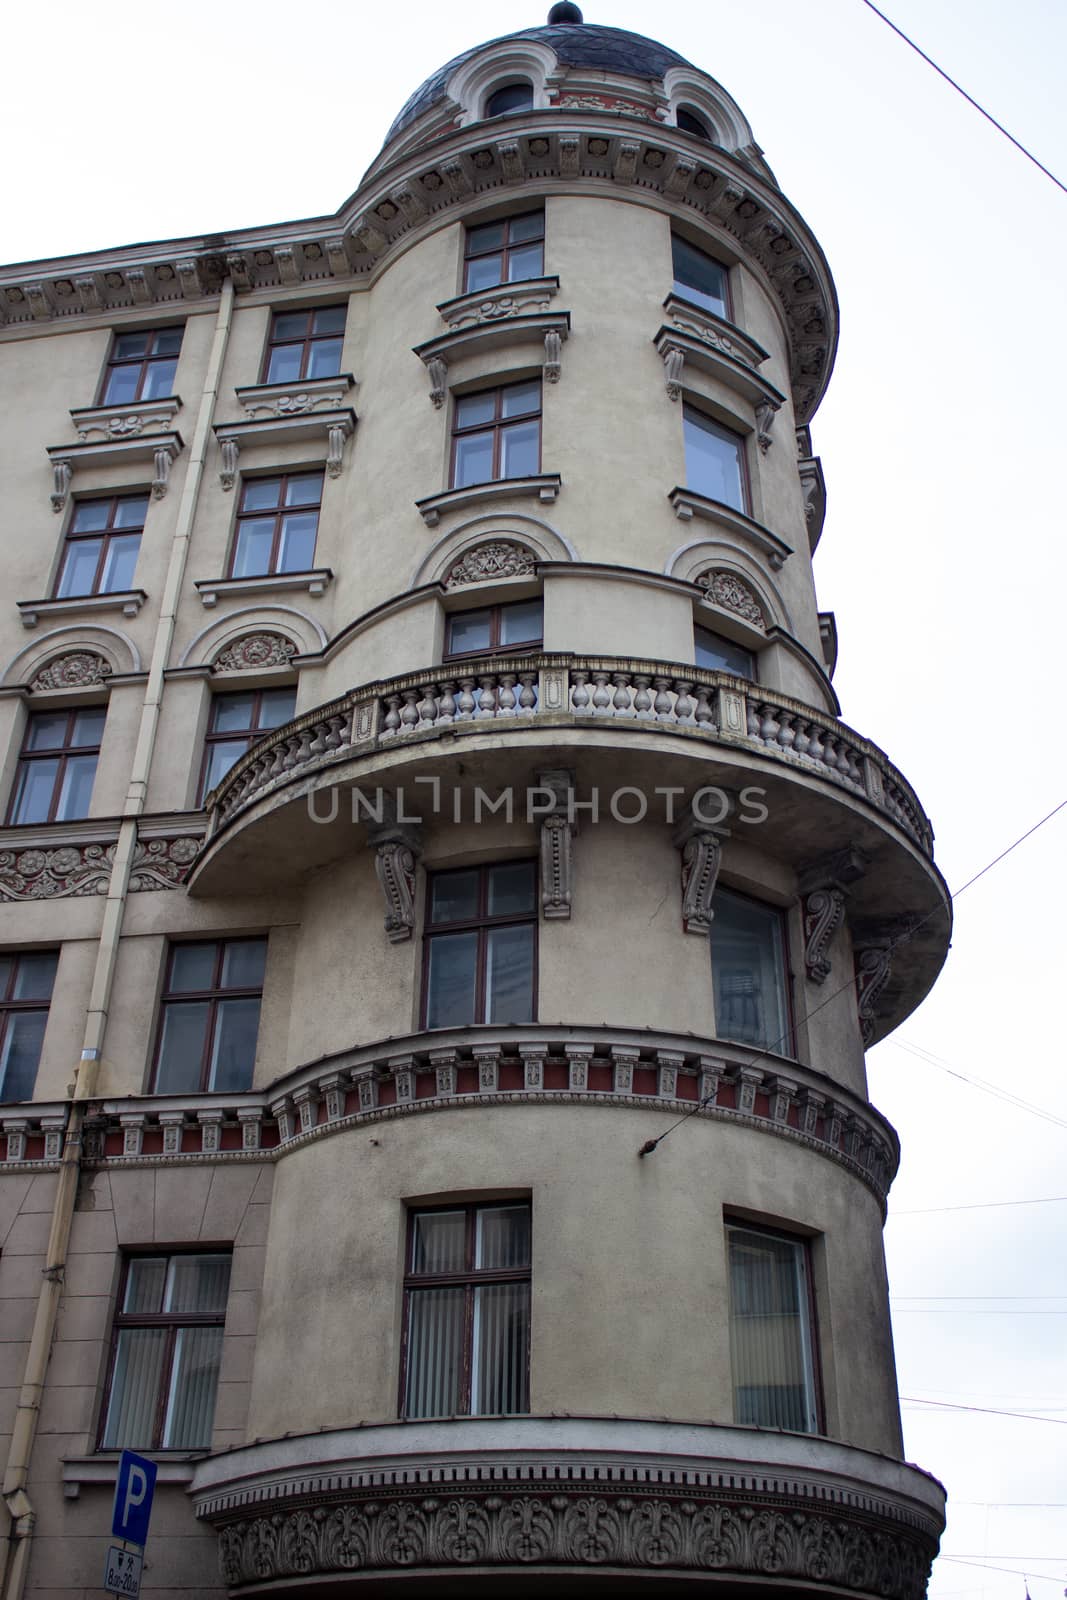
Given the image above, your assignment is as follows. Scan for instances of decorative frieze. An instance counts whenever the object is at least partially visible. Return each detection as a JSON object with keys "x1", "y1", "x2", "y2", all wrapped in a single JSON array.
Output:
[
  {"x1": 128, "y1": 836, "x2": 201, "y2": 890},
  {"x1": 235, "y1": 375, "x2": 355, "y2": 420},
  {"x1": 211, "y1": 632, "x2": 298, "y2": 673},
  {"x1": 445, "y1": 540, "x2": 538, "y2": 587},
  {"x1": 69, "y1": 396, "x2": 181, "y2": 443},
  {"x1": 694, "y1": 568, "x2": 766, "y2": 628},
  {"x1": 0, "y1": 843, "x2": 114, "y2": 901},
  {"x1": 437, "y1": 276, "x2": 559, "y2": 331},
  {"x1": 29, "y1": 651, "x2": 113, "y2": 692}
]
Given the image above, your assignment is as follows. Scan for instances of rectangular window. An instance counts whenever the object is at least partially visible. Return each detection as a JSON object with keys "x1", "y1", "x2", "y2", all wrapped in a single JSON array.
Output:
[
  {"x1": 100, "y1": 1252, "x2": 231, "y2": 1451},
  {"x1": 424, "y1": 862, "x2": 537, "y2": 1029},
  {"x1": 463, "y1": 211, "x2": 545, "y2": 293},
  {"x1": 0, "y1": 951, "x2": 59, "y2": 1103},
  {"x1": 199, "y1": 687, "x2": 298, "y2": 801},
  {"x1": 262, "y1": 305, "x2": 346, "y2": 384},
  {"x1": 445, "y1": 599, "x2": 543, "y2": 660},
  {"x1": 672, "y1": 234, "x2": 729, "y2": 320},
  {"x1": 726, "y1": 1222, "x2": 819, "y2": 1433},
  {"x1": 695, "y1": 625, "x2": 756, "y2": 681},
  {"x1": 710, "y1": 888, "x2": 791, "y2": 1054},
  {"x1": 7, "y1": 708, "x2": 106, "y2": 826},
  {"x1": 451, "y1": 382, "x2": 541, "y2": 490},
  {"x1": 683, "y1": 407, "x2": 747, "y2": 513},
  {"x1": 230, "y1": 472, "x2": 323, "y2": 578},
  {"x1": 152, "y1": 939, "x2": 266, "y2": 1094},
  {"x1": 100, "y1": 328, "x2": 182, "y2": 405},
  {"x1": 55, "y1": 494, "x2": 147, "y2": 599},
  {"x1": 402, "y1": 1202, "x2": 531, "y2": 1418}
]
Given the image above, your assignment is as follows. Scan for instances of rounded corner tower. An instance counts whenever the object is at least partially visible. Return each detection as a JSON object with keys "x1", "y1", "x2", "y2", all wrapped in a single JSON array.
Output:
[{"x1": 0, "y1": 8, "x2": 950, "y2": 1600}]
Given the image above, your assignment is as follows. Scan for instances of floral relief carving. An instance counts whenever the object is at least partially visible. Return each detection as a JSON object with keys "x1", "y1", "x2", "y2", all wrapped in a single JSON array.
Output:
[
  {"x1": 211, "y1": 631, "x2": 299, "y2": 673},
  {"x1": 29, "y1": 651, "x2": 113, "y2": 691},
  {"x1": 0, "y1": 836, "x2": 199, "y2": 901},
  {"x1": 129, "y1": 837, "x2": 200, "y2": 890},
  {"x1": 445, "y1": 541, "x2": 538, "y2": 587},
  {"x1": 695, "y1": 568, "x2": 766, "y2": 628}
]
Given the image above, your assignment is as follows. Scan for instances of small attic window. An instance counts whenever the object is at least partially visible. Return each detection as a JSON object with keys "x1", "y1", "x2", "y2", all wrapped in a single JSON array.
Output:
[
  {"x1": 677, "y1": 106, "x2": 712, "y2": 140},
  {"x1": 486, "y1": 81, "x2": 534, "y2": 117}
]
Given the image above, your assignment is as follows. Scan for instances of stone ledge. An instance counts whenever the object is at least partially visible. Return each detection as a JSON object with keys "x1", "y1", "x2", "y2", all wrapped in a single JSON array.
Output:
[{"x1": 417, "y1": 474, "x2": 562, "y2": 526}]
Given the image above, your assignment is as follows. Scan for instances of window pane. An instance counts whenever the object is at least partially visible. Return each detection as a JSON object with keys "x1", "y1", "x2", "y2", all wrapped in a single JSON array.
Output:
[
  {"x1": 455, "y1": 391, "x2": 497, "y2": 429},
  {"x1": 99, "y1": 533, "x2": 141, "y2": 592},
  {"x1": 101, "y1": 1328, "x2": 166, "y2": 1449},
  {"x1": 277, "y1": 511, "x2": 318, "y2": 572},
  {"x1": 258, "y1": 688, "x2": 298, "y2": 728},
  {"x1": 169, "y1": 944, "x2": 217, "y2": 992},
  {"x1": 412, "y1": 1210, "x2": 467, "y2": 1274},
  {"x1": 163, "y1": 1325, "x2": 224, "y2": 1448},
  {"x1": 208, "y1": 997, "x2": 260, "y2": 1091},
  {"x1": 728, "y1": 1227, "x2": 816, "y2": 1432},
  {"x1": 112, "y1": 333, "x2": 150, "y2": 361},
  {"x1": 25, "y1": 714, "x2": 71, "y2": 751},
  {"x1": 453, "y1": 431, "x2": 494, "y2": 488},
  {"x1": 102, "y1": 366, "x2": 140, "y2": 405},
  {"x1": 694, "y1": 627, "x2": 755, "y2": 679},
  {"x1": 486, "y1": 82, "x2": 533, "y2": 116},
  {"x1": 447, "y1": 609, "x2": 493, "y2": 655},
  {"x1": 683, "y1": 411, "x2": 745, "y2": 512},
  {"x1": 485, "y1": 924, "x2": 535, "y2": 1024},
  {"x1": 203, "y1": 740, "x2": 249, "y2": 793},
  {"x1": 56, "y1": 539, "x2": 103, "y2": 597},
  {"x1": 55, "y1": 754, "x2": 98, "y2": 821},
  {"x1": 12, "y1": 952, "x2": 58, "y2": 1001},
  {"x1": 507, "y1": 242, "x2": 544, "y2": 282},
  {"x1": 312, "y1": 305, "x2": 347, "y2": 335},
  {"x1": 500, "y1": 419, "x2": 540, "y2": 478},
  {"x1": 124, "y1": 1257, "x2": 168, "y2": 1313},
  {"x1": 711, "y1": 891, "x2": 789, "y2": 1052},
  {"x1": 71, "y1": 708, "x2": 107, "y2": 747},
  {"x1": 430, "y1": 870, "x2": 480, "y2": 924},
  {"x1": 0, "y1": 1011, "x2": 48, "y2": 1102},
  {"x1": 220, "y1": 939, "x2": 267, "y2": 989},
  {"x1": 165, "y1": 1253, "x2": 231, "y2": 1314},
  {"x1": 232, "y1": 519, "x2": 277, "y2": 578},
  {"x1": 487, "y1": 861, "x2": 536, "y2": 917},
  {"x1": 211, "y1": 693, "x2": 257, "y2": 734},
  {"x1": 265, "y1": 345, "x2": 302, "y2": 385},
  {"x1": 271, "y1": 312, "x2": 310, "y2": 341},
  {"x1": 501, "y1": 381, "x2": 540, "y2": 419},
  {"x1": 153, "y1": 328, "x2": 184, "y2": 356},
  {"x1": 241, "y1": 478, "x2": 282, "y2": 513},
  {"x1": 284, "y1": 473, "x2": 324, "y2": 507},
  {"x1": 155, "y1": 1001, "x2": 210, "y2": 1093},
  {"x1": 404, "y1": 1286, "x2": 465, "y2": 1418},
  {"x1": 141, "y1": 358, "x2": 177, "y2": 400},
  {"x1": 9, "y1": 760, "x2": 60, "y2": 824},
  {"x1": 306, "y1": 338, "x2": 343, "y2": 379},
  {"x1": 508, "y1": 212, "x2": 544, "y2": 244},
  {"x1": 475, "y1": 1205, "x2": 531, "y2": 1269},
  {"x1": 500, "y1": 599, "x2": 543, "y2": 646},
  {"x1": 113, "y1": 496, "x2": 150, "y2": 529},
  {"x1": 672, "y1": 236, "x2": 728, "y2": 318},
  {"x1": 465, "y1": 254, "x2": 504, "y2": 292},
  {"x1": 425, "y1": 931, "x2": 479, "y2": 1028},
  {"x1": 70, "y1": 501, "x2": 110, "y2": 532},
  {"x1": 472, "y1": 1282, "x2": 530, "y2": 1414},
  {"x1": 467, "y1": 221, "x2": 507, "y2": 254}
]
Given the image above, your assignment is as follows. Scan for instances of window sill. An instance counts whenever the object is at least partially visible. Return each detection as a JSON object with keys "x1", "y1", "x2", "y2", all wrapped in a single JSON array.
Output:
[
  {"x1": 195, "y1": 569, "x2": 333, "y2": 608},
  {"x1": 17, "y1": 590, "x2": 148, "y2": 629},
  {"x1": 668, "y1": 489, "x2": 792, "y2": 570},
  {"x1": 69, "y1": 395, "x2": 182, "y2": 443},
  {"x1": 417, "y1": 475, "x2": 561, "y2": 528},
  {"x1": 437, "y1": 275, "x2": 560, "y2": 330},
  {"x1": 234, "y1": 373, "x2": 356, "y2": 420},
  {"x1": 62, "y1": 1454, "x2": 203, "y2": 1498}
]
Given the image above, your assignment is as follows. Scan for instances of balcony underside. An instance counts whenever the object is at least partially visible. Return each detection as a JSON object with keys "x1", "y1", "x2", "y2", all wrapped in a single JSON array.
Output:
[{"x1": 192, "y1": 1418, "x2": 944, "y2": 1600}]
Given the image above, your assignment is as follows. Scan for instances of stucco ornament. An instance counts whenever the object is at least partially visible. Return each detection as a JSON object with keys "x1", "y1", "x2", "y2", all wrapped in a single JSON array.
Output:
[
  {"x1": 445, "y1": 541, "x2": 538, "y2": 587},
  {"x1": 29, "y1": 651, "x2": 113, "y2": 691},
  {"x1": 211, "y1": 632, "x2": 298, "y2": 673},
  {"x1": 695, "y1": 568, "x2": 766, "y2": 628},
  {"x1": 855, "y1": 942, "x2": 894, "y2": 1044},
  {"x1": 803, "y1": 887, "x2": 846, "y2": 985},
  {"x1": 0, "y1": 844, "x2": 113, "y2": 901}
]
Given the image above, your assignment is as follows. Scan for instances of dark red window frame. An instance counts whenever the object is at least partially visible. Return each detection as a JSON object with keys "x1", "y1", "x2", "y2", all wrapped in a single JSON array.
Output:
[
  {"x1": 450, "y1": 382, "x2": 542, "y2": 489},
  {"x1": 6, "y1": 708, "x2": 104, "y2": 826},
  {"x1": 198, "y1": 688, "x2": 298, "y2": 804},
  {"x1": 682, "y1": 404, "x2": 751, "y2": 514},
  {"x1": 463, "y1": 210, "x2": 545, "y2": 292},
  {"x1": 398, "y1": 1201, "x2": 532, "y2": 1419},
  {"x1": 671, "y1": 233, "x2": 732, "y2": 322},
  {"x1": 0, "y1": 951, "x2": 59, "y2": 1104},
  {"x1": 724, "y1": 1216, "x2": 824, "y2": 1434},
  {"x1": 228, "y1": 471, "x2": 324, "y2": 578},
  {"x1": 710, "y1": 886, "x2": 795, "y2": 1058},
  {"x1": 444, "y1": 599, "x2": 544, "y2": 661},
  {"x1": 99, "y1": 327, "x2": 182, "y2": 405},
  {"x1": 261, "y1": 306, "x2": 346, "y2": 384},
  {"x1": 150, "y1": 938, "x2": 266, "y2": 1094},
  {"x1": 54, "y1": 494, "x2": 147, "y2": 599},
  {"x1": 421, "y1": 862, "x2": 539, "y2": 1030}
]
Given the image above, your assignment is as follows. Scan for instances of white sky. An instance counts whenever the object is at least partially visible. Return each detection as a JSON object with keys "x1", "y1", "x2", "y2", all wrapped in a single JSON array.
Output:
[{"x1": 3, "y1": 1, "x2": 1066, "y2": 1594}]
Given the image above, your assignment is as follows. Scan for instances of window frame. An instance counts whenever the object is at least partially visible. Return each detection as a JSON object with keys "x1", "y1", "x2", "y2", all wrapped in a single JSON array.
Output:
[
  {"x1": 463, "y1": 210, "x2": 545, "y2": 293},
  {"x1": 710, "y1": 886, "x2": 795, "y2": 1057},
  {"x1": 227, "y1": 470, "x2": 324, "y2": 579},
  {"x1": 97, "y1": 1249, "x2": 232, "y2": 1453},
  {"x1": 6, "y1": 707, "x2": 105, "y2": 827},
  {"x1": 682, "y1": 404, "x2": 751, "y2": 515},
  {"x1": 149, "y1": 937, "x2": 267, "y2": 1095},
  {"x1": 449, "y1": 381, "x2": 542, "y2": 490},
  {"x1": 54, "y1": 493, "x2": 148, "y2": 600},
  {"x1": 724, "y1": 1217, "x2": 823, "y2": 1435},
  {"x1": 694, "y1": 623, "x2": 757, "y2": 682},
  {"x1": 484, "y1": 80, "x2": 534, "y2": 119},
  {"x1": 98, "y1": 327, "x2": 182, "y2": 406},
  {"x1": 0, "y1": 950, "x2": 58, "y2": 1104},
  {"x1": 399, "y1": 1200, "x2": 532, "y2": 1419},
  {"x1": 197, "y1": 687, "x2": 298, "y2": 804},
  {"x1": 421, "y1": 861, "x2": 539, "y2": 1030},
  {"x1": 671, "y1": 232, "x2": 732, "y2": 322},
  {"x1": 444, "y1": 599, "x2": 544, "y2": 661},
  {"x1": 260, "y1": 305, "x2": 347, "y2": 385}
]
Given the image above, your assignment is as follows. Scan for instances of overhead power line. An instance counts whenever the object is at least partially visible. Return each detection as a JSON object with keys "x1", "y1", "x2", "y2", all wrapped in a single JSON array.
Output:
[
  {"x1": 900, "y1": 1397, "x2": 1067, "y2": 1425},
  {"x1": 857, "y1": 0, "x2": 1067, "y2": 197},
  {"x1": 891, "y1": 1197, "x2": 1067, "y2": 1216},
  {"x1": 889, "y1": 1039, "x2": 1067, "y2": 1133}
]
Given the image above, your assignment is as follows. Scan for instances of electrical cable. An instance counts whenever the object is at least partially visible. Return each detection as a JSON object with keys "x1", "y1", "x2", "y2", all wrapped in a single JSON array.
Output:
[
  {"x1": 890, "y1": 1197, "x2": 1067, "y2": 1216},
  {"x1": 898, "y1": 1397, "x2": 1067, "y2": 1424},
  {"x1": 888, "y1": 1040, "x2": 1067, "y2": 1133},
  {"x1": 856, "y1": 0, "x2": 1067, "y2": 197},
  {"x1": 637, "y1": 798, "x2": 1067, "y2": 1157}
]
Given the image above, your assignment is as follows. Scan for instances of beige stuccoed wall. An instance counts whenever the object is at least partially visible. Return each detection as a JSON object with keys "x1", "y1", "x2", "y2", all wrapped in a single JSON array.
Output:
[{"x1": 246, "y1": 1105, "x2": 902, "y2": 1457}]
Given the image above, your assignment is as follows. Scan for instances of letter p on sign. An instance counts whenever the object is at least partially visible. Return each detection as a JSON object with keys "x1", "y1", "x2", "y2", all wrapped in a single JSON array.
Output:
[{"x1": 111, "y1": 1450, "x2": 157, "y2": 1548}]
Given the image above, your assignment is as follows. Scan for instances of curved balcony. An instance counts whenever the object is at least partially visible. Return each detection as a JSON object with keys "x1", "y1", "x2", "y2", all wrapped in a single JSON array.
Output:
[{"x1": 191, "y1": 1418, "x2": 945, "y2": 1599}]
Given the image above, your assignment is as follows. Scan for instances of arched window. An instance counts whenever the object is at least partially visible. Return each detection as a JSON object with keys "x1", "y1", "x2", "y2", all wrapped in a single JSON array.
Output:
[
  {"x1": 677, "y1": 106, "x2": 712, "y2": 140},
  {"x1": 485, "y1": 81, "x2": 534, "y2": 118}
]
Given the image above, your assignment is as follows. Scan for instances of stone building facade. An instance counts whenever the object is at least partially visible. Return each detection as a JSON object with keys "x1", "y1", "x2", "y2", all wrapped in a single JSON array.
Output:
[{"x1": 0, "y1": 8, "x2": 951, "y2": 1596}]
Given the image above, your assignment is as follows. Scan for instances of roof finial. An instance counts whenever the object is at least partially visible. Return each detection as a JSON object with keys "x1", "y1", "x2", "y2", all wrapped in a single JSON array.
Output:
[{"x1": 547, "y1": 2, "x2": 584, "y2": 22}]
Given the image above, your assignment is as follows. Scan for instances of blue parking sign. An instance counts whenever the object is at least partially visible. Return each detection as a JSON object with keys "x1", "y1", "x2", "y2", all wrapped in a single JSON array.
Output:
[{"x1": 111, "y1": 1450, "x2": 157, "y2": 1548}]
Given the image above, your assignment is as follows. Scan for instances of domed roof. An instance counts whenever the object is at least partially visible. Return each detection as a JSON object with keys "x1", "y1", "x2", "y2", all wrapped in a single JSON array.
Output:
[{"x1": 386, "y1": 22, "x2": 693, "y2": 143}]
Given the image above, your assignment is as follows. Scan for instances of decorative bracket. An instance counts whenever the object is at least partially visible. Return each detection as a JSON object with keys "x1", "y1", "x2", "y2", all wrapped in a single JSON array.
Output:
[
  {"x1": 543, "y1": 328, "x2": 563, "y2": 383},
  {"x1": 854, "y1": 942, "x2": 893, "y2": 1045},
  {"x1": 537, "y1": 769, "x2": 575, "y2": 919},
  {"x1": 425, "y1": 356, "x2": 448, "y2": 409},
  {"x1": 755, "y1": 397, "x2": 781, "y2": 453},
  {"x1": 367, "y1": 801, "x2": 422, "y2": 943},
  {"x1": 663, "y1": 343, "x2": 685, "y2": 402},
  {"x1": 51, "y1": 459, "x2": 72, "y2": 514},
  {"x1": 220, "y1": 438, "x2": 240, "y2": 491},
  {"x1": 672, "y1": 804, "x2": 726, "y2": 935},
  {"x1": 799, "y1": 847, "x2": 868, "y2": 985}
]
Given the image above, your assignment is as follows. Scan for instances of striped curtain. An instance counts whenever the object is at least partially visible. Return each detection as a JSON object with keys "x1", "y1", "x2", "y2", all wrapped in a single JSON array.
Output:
[
  {"x1": 101, "y1": 1329, "x2": 167, "y2": 1448},
  {"x1": 728, "y1": 1226, "x2": 816, "y2": 1432}
]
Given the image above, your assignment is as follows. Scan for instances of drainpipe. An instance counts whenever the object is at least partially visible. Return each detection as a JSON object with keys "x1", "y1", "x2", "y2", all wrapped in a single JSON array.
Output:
[{"x1": 1, "y1": 273, "x2": 236, "y2": 1600}]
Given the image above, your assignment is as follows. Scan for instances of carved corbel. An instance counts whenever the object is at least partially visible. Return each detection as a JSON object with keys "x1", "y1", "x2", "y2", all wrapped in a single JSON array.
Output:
[
  {"x1": 219, "y1": 438, "x2": 240, "y2": 491},
  {"x1": 367, "y1": 803, "x2": 423, "y2": 943},
  {"x1": 50, "y1": 458, "x2": 73, "y2": 513},
  {"x1": 425, "y1": 355, "x2": 449, "y2": 408},
  {"x1": 326, "y1": 419, "x2": 353, "y2": 478},
  {"x1": 672, "y1": 805, "x2": 725, "y2": 936},
  {"x1": 755, "y1": 397, "x2": 781, "y2": 453},
  {"x1": 537, "y1": 768, "x2": 574, "y2": 919},
  {"x1": 799, "y1": 847, "x2": 868, "y2": 985},
  {"x1": 854, "y1": 942, "x2": 893, "y2": 1045},
  {"x1": 152, "y1": 444, "x2": 175, "y2": 500},
  {"x1": 543, "y1": 328, "x2": 563, "y2": 383},
  {"x1": 663, "y1": 344, "x2": 684, "y2": 402}
]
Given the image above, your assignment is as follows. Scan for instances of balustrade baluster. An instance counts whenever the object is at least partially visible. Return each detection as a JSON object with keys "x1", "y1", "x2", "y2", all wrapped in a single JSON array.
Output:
[
  {"x1": 457, "y1": 678, "x2": 477, "y2": 719},
  {"x1": 693, "y1": 683, "x2": 716, "y2": 728},
  {"x1": 476, "y1": 677, "x2": 497, "y2": 717},
  {"x1": 674, "y1": 680, "x2": 696, "y2": 725},
  {"x1": 793, "y1": 720, "x2": 811, "y2": 759},
  {"x1": 806, "y1": 722, "x2": 825, "y2": 764},
  {"x1": 591, "y1": 672, "x2": 612, "y2": 714},
  {"x1": 653, "y1": 676, "x2": 675, "y2": 720},
  {"x1": 633, "y1": 675, "x2": 653, "y2": 717},
  {"x1": 571, "y1": 669, "x2": 591, "y2": 714},
  {"x1": 417, "y1": 685, "x2": 439, "y2": 727},
  {"x1": 437, "y1": 681, "x2": 457, "y2": 723},
  {"x1": 611, "y1": 672, "x2": 635, "y2": 716},
  {"x1": 759, "y1": 702, "x2": 780, "y2": 745},
  {"x1": 517, "y1": 671, "x2": 538, "y2": 712},
  {"x1": 777, "y1": 711, "x2": 797, "y2": 752},
  {"x1": 746, "y1": 700, "x2": 762, "y2": 738},
  {"x1": 399, "y1": 691, "x2": 420, "y2": 734},
  {"x1": 498, "y1": 674, "x2": 518, "y2": 715},
  {"x1": 380, "y1": 697, "x2": 402, "y2": 739}
]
